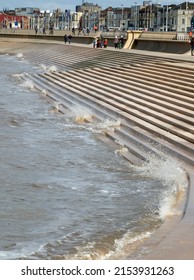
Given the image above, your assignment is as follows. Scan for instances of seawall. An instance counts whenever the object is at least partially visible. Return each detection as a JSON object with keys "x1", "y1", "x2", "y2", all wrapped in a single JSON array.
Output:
[
  {"x1": 0, "y1": 29, "x2": 191, "y2": 54},
  {"x1": 0, "y1": 37, "x2": 194, "y2": 259}
]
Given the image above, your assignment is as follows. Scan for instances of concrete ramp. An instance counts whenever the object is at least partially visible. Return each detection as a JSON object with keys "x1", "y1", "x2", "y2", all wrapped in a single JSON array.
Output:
[{"x1": 133, "y1": 39, "x2": 191, "y2": 54}]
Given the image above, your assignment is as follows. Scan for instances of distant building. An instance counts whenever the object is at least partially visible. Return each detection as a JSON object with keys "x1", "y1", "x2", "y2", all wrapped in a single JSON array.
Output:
[
  {"x1": 100, "y1": 7, "x2": 131, "y2": 31},
  {"x1": 76, "y1": 2, "x2": 101, "y2": 13},
  {"x1": 15, "y1": 7, "x2": 40, "y2": 16},
  {"x1": 0, "y1": 12, "x2": 28, "y2": 28},
  {"x1": 76, "y1": 2, "x2": 101, "y2": 30},
  {"x1": 1, "y1": 1, "x2": 194, "y2": 32}
]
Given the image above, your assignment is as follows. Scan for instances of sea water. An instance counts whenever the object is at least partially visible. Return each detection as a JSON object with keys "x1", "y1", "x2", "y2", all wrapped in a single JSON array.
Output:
[{"x1": 0, "y1": 54, "x2": 188, "y2": 260}]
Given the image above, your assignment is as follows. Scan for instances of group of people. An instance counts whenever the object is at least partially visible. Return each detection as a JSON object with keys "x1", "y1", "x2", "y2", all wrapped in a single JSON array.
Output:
[
  {"x1": 64, "y1": 34, "x2": 72, "y2": 44},
  {"x1": 114, "y1": 36, "x2": 124, "y2": 49},
  {"x1": 93, "y1": 37, "x2": 108, "y2": 48},
  {"x1": 34, "y1": 26, "x2": 48, "y2": 35}
]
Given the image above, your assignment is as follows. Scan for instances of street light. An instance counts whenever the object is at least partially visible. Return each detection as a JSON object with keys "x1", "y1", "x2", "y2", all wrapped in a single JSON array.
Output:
[
  {"x1": 121, "y1": 4, "x2": 124, "y2": 19},
  {"x1": 185, "y1": 1, "x2": 188, "y2": 32},
  {"x1": 166, "y1": 5, "x2": 168, "y2": 31},
  {"x1": 149, "y1": 1, "x2": 152, "y2": 30},
  {"x1": 121, "y1": 4, "x2": 124, "y2": 30},
  {"x1": 135, "y1": 2, "x2": 137, "y2": 30}
]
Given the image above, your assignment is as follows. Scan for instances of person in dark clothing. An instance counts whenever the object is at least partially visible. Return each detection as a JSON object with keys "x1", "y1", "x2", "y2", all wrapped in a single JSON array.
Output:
[
  {"x1": 119, "y1": 36, "x2": 124, "y2": 48},
  {"x1": 190, "y1": 36, "x2": 194, "y2": 56},
  {"x1": 68, "y1": 35, "x2": 72, "y2": 44},
  {"x1": 64, "y1": 34, "x2": 68, "y2": 44}
]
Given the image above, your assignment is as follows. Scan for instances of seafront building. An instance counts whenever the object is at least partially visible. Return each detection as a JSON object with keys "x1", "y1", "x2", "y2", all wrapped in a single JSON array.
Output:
[{"x1": 0, "y1": 1, "x2": 194, "y2": 32}]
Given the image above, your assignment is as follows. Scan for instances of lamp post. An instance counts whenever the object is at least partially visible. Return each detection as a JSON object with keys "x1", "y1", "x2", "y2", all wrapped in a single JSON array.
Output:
[
  {"x1": 146, "y1": 4, "x2": 149, "y2": 29},
  {"x1": 166, "y1": 5, "x2": 168, "y2": 32},
  {"x1": 121, "y1": 4, "x2": 124, "y2": 19},
  {"x1": 121, "y1": 4, "x2": 124, "y2": 30},
  {"x1": 185, "y1": 1, "x2": 188, "y2": 32},
  {"x1": 149, "y1": 1, "x2": 152, "y2": 30},
  {"x1": 135, "y1": 2, "x2": 137, "y2": 30}
]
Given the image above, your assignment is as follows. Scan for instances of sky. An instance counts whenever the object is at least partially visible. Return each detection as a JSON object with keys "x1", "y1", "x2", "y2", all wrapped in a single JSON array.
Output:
[{"x1": 0, "y1": 0, "x2": 178, "y2": 12}]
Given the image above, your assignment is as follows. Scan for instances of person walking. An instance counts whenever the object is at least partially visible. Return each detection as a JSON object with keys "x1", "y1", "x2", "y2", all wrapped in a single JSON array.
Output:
[
  {"x1": 119, "y1": 36, "x2": 124, "y2": 48},
  {"x1": 190, "y1": 36, "x2": 194, "y2": 56},
  {"x1": 103, "y1": 38, "x2": 108, "y2": 48},
  {"x1": 114, "y1": 36, "x2": 119, "y2": 49},
  {"x1": 64, "y1": 34, "x2": 68, "y2": 44},
  {"x1": 68, "y1": 35, "x2": 72, "y2": 44},
  {"x1": 93, "y1": 38, "x2": 97, "y2": 48}
]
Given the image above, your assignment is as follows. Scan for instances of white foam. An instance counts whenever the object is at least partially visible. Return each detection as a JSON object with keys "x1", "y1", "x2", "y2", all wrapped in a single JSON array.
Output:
[
  {"x1": 12, "y1": 73, "x2": 24, "y2": 78},
  {"x1": 48, "y1": 66, "x2": 57, "y2": 72},
  {"x1": 96, "y1": 118, "x2": 121, "y2": 131},
  {"x1": 40, "y1": 64, "x2": 47, "y2": 70},
  {"x1": 54, "y1": 101, "x2": 62, "y2": 111},
  {"x1": 70, "y1": 105, "x2": 94, "y2": 123},
  {"x1": 42, "y1": 89, "x2": 47, "y2": 95},
  {"x1": 16, "y1": 53, "x2": 23, "y2": 58},
  {"x1": 104, "y1": 231, "x2": 153, "y2": 259},
  {"x1": 133, "y1": 152, "x2": 188, "y2": 221},
  {"x1": 39, "y1": 64, "x2": 57, "y2": 72},
  {"x1": 20, "y1": 78, "x2": 35, "y2": 90}
]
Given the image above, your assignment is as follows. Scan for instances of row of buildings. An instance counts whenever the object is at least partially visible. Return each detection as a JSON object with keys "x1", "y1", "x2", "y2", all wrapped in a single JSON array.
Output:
[{"x1": 0, "y1": 2, "x2": 194, "y2": 33}]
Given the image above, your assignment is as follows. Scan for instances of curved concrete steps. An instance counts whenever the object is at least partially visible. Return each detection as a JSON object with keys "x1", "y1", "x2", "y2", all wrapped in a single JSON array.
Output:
[
  {"x1": 2, "y1": 41, "x2": 191, "y2": 71},
  {"x1": 2, "y1": 40, "x2": 194, "y2": 260},
  {"x1": 25, "y1": 57, "x2": 194, "y2": 166},
  {"x1": 36, "y1": 69, "x2": 194, "y2": 136},
  {"x1": 5, "y1": 41, "x2": 192, "y2": 167},
  {"x1": 36, "y1": 70, "x2": 194, "y2": 140}
]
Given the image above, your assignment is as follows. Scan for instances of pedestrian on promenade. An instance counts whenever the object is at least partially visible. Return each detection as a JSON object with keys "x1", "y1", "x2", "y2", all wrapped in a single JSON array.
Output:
[
  {"x1": 96, "y1": 38, "x2": 100, "y2": 48},
  {"x1": 103, "y1": 38, "x2": 108, "y2": 48},
  {"x1": 93, "y1": 38, "x2": 97, "y2": 48},
  {"x1": 68, "y1": 35, "x2": 72, "y2": 44},
  {"x1": 72, "y1": 27, "x2": 75, "y2": 35},
  {"x1": 35, "y1": 26, "x2": 38, "y2": 34},
  {"x1": 188, "y1": 30, "x2": 193, "y2": 39},
  {"x1": 189, "y1": 36, "x2": 194, "y2": 56},
  {"x1": 119, "y1": 36, "x2": 124, "y2": 48},
  {"x1": 114, "y1": 36, "x2": 119, "y2": 49},
  {"x1": 64, "y1": 34, "x2": 68, "y2": 44}
]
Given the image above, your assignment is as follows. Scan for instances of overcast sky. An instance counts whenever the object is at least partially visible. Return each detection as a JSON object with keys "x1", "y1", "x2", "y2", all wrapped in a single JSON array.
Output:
[{"x1": 0, "y1": 0, "x2": 177, "y2": 12}]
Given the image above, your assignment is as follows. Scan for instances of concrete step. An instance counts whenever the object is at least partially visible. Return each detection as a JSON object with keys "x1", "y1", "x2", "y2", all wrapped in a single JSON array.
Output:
[
  {"x1": 71, "y1": 67, "x2": 194, "y2": 106},
  {"x1": 120, "y1": 122, "x2": 194, "y2": 155},
  {"x1": 29, "y1": 73, "x2": 118, "y2": 120},
  {"x1": 104, "y1": 130, "x2": 148, "y2": 161},
  {"x1": 116, "y1": 125, "x2": 194, "y2": 166},
  {"x1": 59, "y1": 69, "x2": 194, "y2": 117},
  {"x1": 27, "y1": 71, "x2": 194, "y2": 166},
  {"x1": 122, "y1": 63, "x2": 194, "y2": 81},
  {"x1": 143, "y1": 61, "x2": 194, "y2": 74},
  {"x1": 42, "y1": 72, "x2": 194, "y2": 135},
  {"x1": 35, "y1": 72, "x2": 194, "y2": 143},
  {"x1": 103, "y1": 65, "x2": 194, "y2": 92},
  {"x1": 18, "y1": 44, "x2": 189, "y2": 71},
  {"x1": 82, "y1": 67, "x2": 194, "y2": 99}
]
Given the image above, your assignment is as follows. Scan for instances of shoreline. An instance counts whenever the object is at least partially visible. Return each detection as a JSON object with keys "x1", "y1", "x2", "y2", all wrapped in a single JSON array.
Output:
[{"x1": 1, "y1": 37, "x2": 194, "y2": 259}]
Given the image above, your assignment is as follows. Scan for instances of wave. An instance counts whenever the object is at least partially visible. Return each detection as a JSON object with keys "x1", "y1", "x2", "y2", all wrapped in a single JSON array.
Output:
[{"x1": 132, "y1": 151, "x2": 188, "y2": 221}]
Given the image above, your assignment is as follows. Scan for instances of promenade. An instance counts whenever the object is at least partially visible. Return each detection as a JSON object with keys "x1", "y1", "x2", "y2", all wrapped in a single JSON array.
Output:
[{"x1": 0, "y1": 36, "x2": 194, "y2": 259}]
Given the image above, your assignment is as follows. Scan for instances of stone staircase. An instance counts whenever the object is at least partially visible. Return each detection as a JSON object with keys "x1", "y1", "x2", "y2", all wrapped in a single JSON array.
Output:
[{"x1": 20, "y1": 46, "x2": 194, "y2": 167}]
